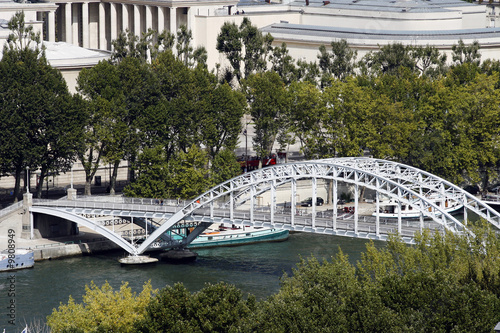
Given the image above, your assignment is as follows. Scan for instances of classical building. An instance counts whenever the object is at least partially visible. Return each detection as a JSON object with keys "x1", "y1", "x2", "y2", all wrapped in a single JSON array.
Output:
[
  {"x1": 3, "y1": 0, "x2": 500, "y2": 78},
  {"x1": 0, "y1": 0, "x2": 110, "y2": 92}
]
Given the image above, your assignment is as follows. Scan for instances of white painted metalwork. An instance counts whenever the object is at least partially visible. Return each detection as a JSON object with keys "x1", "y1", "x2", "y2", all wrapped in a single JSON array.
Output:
[
  {"x1": 135, "y1": 158, "x2": 500, "y2": 254},
  {"x1": 28, "y1": 158, "x2": 500, "y2": 256},
  {"x1": 30, "y1": 207, "x2": 137, "y2": 253}
]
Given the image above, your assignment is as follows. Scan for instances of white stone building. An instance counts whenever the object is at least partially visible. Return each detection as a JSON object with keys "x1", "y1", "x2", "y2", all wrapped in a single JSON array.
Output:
[{"x1": 3, "y1": 0, "x2": 500, "y2": 84}]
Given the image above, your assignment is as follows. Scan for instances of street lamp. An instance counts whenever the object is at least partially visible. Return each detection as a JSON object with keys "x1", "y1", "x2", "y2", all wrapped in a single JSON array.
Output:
[
  {"x1": 243, "y1": 128, "x2": 248, "y2": 173},
  {"x1": 26, "y1": 166, "x2": 29, "y2": 193}
]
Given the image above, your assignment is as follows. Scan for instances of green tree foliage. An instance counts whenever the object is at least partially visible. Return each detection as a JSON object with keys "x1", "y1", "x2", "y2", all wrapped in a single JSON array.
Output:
[
  {"x1": 317, "y1": 39, "x2": 357, "y2": 85},
  {"x1": 411, "y1": 44, "x2": 447, "y2": 78},
  {"x1": 452, "y1": 39, "x2": 481, "y2": 65},
  {"x1": 47, "y1": 281, "x2": 156, "y2": 333},
  {"x1": 111, "y1": 29, "x2": 154, "y2": 63},
  {"x1": 240, "y1": 17, "x2": 273, "y2": 78},
  {"x1": 200, "y1": 83, "x2": 246, "y2": 158},
  {"x1": 210, "y1": 149, "x2": 243, "y2": 185},
  {"x1": 303, "y1": 78, "x2": 369, "y2": 158},
  {"x1": 286, "y1": 80, "x2": 322, "y2": 157},
  {"x1": 217, "y1": 22, "x2": 242, "y2": 81},
  {"x1": 77, "y1": 57, "x2": 161, "y2": 194},
  {"x1": 244, "y1": 225, "x2": 500, "y2": 332},
  {"x1": 124, "y1": 145, "x2": 212, "y2": 199},
  {"x1": 243, "y1": 71, "x2": 290, "y2": 162},
  {"x1": 361, "y1": 43, "x2": 447, "y2": 79},
  {"x1": 0, "y1": 12, "x2": 82, "y2": 200},
  {"x1": 362, "y1": 43, "x2": 416, "y2": 76},
  {"x1": 135, "y1": 282, "x2": 255, "y2": 332},
  {"x1": 46, "y1": 224, "x2": 500, "y2": 332},
  {"x1": 216, "y1": 18, "x2": 273, "y2": 82},
  {"x1": 269, "y1": 42, "x2": 298, "y2": 85}
]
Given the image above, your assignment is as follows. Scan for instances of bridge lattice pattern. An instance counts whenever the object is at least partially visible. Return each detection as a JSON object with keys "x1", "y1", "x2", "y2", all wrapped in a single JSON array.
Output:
[{"x1": 27, "y1": 158, "x2": 500, "y2": 256}]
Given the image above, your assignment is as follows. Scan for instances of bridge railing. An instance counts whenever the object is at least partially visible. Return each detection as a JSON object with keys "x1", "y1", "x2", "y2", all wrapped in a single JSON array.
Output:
[
  {"x1": 0, "y1": 201, "x2": 23, "y2": 219},
  {"x1": 76, "y1": 195, "x2": 190, "y2": 207}
]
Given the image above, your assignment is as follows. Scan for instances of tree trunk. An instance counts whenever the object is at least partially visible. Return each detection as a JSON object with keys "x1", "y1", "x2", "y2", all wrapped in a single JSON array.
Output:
[
  {"x1": 35, "y1": 166, "x2": 48, "y2": 198},
  {"x1": 13, "y1": 167, "x2": 22, "y2": 203},
  {"x1": 110, "y1": 160, "x2": 120, "y2": 195},
  {"x1": 85, "y1": 178, "x2": 92, "y2": 196}
]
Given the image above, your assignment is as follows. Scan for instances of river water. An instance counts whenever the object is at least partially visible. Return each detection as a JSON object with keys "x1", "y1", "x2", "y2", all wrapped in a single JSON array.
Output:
[{"x1": 0, "y1": 233, "x2": 382, "y2": 331}]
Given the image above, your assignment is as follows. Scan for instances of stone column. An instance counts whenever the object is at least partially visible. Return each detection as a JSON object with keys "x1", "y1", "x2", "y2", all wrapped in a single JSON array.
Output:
[
  {"x1": 98, "y1": 2, "x2": 106, "y2": 49},
  {"x1": 186, "y1": 6, "x2": 192, "y2": 31},
  {"x1": 170, "y1": 7, "x2": 176, "y2": 34},
  {"x1": 122, "y1": 4, "x2": 129, "y2": 32},
  {"x1": 82, "y1": 2, "x2": 89, "y2": 48},
  {"x1": 72, "y1": 4, "x2": 79, "y2": 45},
  {"x1": 133, "y1": 4, "x2": 141, "y2": 36},
  {"x1": 145, "y1": 5, "x2": 153, "y2": 32},
  {"x1": 65, "y1": 2, "x2": 72, "y2": 44},
  {"x1": 48, "y1": 10, "x2": 56, "y2": 42},
  {"x1": 110, "y1": 2, "x2": 118, "y2": 44},
  {"x1": 157, "y1": 6, "x2": 165, "y2": 33}
]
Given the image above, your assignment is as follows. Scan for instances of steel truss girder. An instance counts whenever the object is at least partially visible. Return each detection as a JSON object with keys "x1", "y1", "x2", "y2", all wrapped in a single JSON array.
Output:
[
  {"x1": 323, "y1": 157, "x2": 500, "y2": 228},
  {"x1": 136, "y1": 158, "x2": 488, "y2": 254}
]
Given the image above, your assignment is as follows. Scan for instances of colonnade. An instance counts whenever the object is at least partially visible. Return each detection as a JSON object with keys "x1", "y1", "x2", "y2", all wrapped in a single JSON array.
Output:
[{"x1": 54, "y1": 1, "x2": 191, "y2": 50}]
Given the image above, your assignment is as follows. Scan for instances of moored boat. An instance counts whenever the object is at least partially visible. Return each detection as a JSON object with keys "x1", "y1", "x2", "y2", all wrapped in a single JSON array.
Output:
[
  {"x1": 0, "y1": 249, "x2": 34, "y2": 272},
  {"x1": 188, "y1": 225, "x2": 289, "y2": 249}
]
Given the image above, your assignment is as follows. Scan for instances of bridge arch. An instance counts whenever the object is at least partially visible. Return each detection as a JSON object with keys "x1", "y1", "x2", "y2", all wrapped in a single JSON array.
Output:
[
  {"x1": 30, "y1": 207, "x2": 137, "y2": 254},
  {"x1": 137, "y1": 158, "x2": 498, "y2": 254}
]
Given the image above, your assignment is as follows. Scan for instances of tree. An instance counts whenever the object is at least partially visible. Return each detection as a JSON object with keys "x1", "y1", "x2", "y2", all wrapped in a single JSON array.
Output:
[
  {"x1": 111, "y1": 29, "x2": 154, "y2": 63},
  {"x1": 122, "y1": 146, "x2": 170, "y2": 199},
  {"x1": 135, "y1": 282, "x2": 255, "y2": 333},
  {"x1": 240, "y1": 17, "x2": 273, "y2": 79},
  {"x1": 175, "y1": 25, "x2": 207, "y2": 68},
  {"x1": 125, "y1": 145, "x2": 212, "y2": 199},
  {"x1": 303, "y1": 78, "x2": 369, "y2": 158},
  {"x1": 269, "y1": 42, "x2": 298, "y2": 85},
  {"x1": 0, "y1": 12, "x2": 79, "y2": 200},
  {"x1": 317, "y1": 39, "x2": 357, "y2": 85},
  {"x1": 76, "y1": 61, "x2": 119, "y2": 195},
  {"x1": 47, "y1": 281, "x2": 155, "y2": 333},
  {"x1": 243, "y1": 71, "x2": 290, "y2": 163},
  {"x1": 245, "y1": 225, "x2": 500, "y2": 332},
  {"x1": 200, "y1": 83, "x2": 246, "y2": 159},
  {"x1": 216, "y1": 18, "x2": 273, "y2": 83},
  {"x1": 362, "y1": 43, "x2": 416, "y2": 76},
  {"x1": 452, "y1": 39, "x2": 481, "y2": 66},
  {"x1": 411, "y1": 44, "x2": 447, "y2": 78},
  {"x1": 210, "y1": 149, "x2": 243, "y2": 185},
  {"x1": 286, "y1": 80, "x2": 322, "y2": 158},
  {"x1": 216, "y1": 22, "x2": 242, "y2": 81}
]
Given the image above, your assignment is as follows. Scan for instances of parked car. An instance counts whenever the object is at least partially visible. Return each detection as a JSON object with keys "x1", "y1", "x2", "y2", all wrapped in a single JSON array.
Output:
[{"x1": 301, "y1": 197, "x2": 324, "y2": 207}]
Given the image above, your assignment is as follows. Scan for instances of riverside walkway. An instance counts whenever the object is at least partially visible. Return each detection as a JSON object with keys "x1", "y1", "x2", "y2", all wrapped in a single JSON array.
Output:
[{"x1": 10, "y1": 157, "x2": 500, "y2": 257}]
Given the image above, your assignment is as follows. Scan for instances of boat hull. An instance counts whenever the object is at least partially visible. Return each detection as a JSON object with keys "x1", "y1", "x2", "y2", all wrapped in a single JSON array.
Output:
[
  {"x1": 0, "y1": 249, "x2": 34, "y2": 272},
  {"x1": 188, "y1": 228, "x2": 289, "y2": 249}
]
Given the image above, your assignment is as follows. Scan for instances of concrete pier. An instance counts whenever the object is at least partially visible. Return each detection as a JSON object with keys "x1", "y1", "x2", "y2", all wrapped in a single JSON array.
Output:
[{"x1": 119, "y1": 255, "x2": 158, "y2": 265}]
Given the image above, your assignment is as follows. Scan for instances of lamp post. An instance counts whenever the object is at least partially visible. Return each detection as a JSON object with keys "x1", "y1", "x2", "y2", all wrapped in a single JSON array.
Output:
[
  {"x1": 243, "y1": 128, "x2": 248, "y2": 173},
  {"x1": 26, "y1": 166, "x2": 29, "y2": 193}
]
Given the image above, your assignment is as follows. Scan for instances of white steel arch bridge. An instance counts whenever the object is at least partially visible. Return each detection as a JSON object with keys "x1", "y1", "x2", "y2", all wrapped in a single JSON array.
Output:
[{"x1": 28, "y1": 157, "x2": 500, "y2": 257}]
